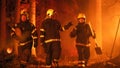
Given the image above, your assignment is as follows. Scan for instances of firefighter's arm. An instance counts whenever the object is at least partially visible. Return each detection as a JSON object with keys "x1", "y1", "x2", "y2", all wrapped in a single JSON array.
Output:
[
  {"x1": 10, "y1": 26, "x2": 16, "y2": 38},
  {"x1": 87, "y1": 23, "x2": 96, "y2": 39},
  {"x1": 15, "y1": 27, "x2": 22, "y2": 38},
  {"x1": 31, "y1": 25, "x2": 38, "y2": 47},
  {"x1": 10, "y1": 24, "x2": 22, "y2": 40},
  {"x1": 92, "y1": 30, "x2": 96, "y2": 39},
  {"x1": 61, "y1": 22, "x2": 73, "y2": 31},
  {"x1": 40, "y1": 27, "x2": 45, "y2": 45}
]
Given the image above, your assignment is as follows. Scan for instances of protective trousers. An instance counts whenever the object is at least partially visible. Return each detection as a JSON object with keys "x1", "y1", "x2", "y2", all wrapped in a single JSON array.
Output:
[
  {"x1": 45, "y1": 41, "x2": 61, "y2": 67},
  {"x1": 18, "y1": 42, "x2": 32, "y2": 68},
  {"x1": 76, "y1": 45, "x2": 90, "y2": 67}
]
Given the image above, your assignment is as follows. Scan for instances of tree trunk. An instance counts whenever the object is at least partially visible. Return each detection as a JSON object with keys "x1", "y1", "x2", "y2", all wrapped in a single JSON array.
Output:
[
  {"x1": 0, "y1": 0, "x2": 6, "y2": 50},
  {"x1": 30, "y1": 0, "x2": 37, "y2": 57},
  {"x1": 30, "y1": 0, "x2": 36, "y2": 26}
]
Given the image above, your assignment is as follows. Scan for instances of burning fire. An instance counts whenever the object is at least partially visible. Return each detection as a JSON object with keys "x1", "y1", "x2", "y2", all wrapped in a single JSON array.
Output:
[{"x1": 6, "y1": 48, "x2": 13, "y2": 54}]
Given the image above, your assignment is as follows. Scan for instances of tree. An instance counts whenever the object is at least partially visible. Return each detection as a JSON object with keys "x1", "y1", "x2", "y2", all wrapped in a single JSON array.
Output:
[{"x1": 0, "y1": 0, "x2": 6, "y2": 50}]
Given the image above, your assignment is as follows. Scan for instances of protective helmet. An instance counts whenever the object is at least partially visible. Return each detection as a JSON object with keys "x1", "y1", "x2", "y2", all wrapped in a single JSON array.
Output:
[
  {"x1": 77, "y1": 13, "x2": 86, "y2": 19},
  {"x1": 20, "y1": 9, "x2": 29, "y2": 19},
  {"x1": 46, "y1": 9, "x2": 54, "y2": 17},
  {"x1": 21, "y1": 9, "x2": 27, "y2": 14}
]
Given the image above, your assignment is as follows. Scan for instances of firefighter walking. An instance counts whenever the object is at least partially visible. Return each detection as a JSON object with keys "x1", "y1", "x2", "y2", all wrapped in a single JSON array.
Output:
[
  {"x1": 40, "y1": 9, "x2": 72, "y2": 68},
  {"x1": 10, "y1": 10, "x2": 38, "y2": 68},
  {"x1": 70, "y1": 13, "x2": 95, "y2": 68}
]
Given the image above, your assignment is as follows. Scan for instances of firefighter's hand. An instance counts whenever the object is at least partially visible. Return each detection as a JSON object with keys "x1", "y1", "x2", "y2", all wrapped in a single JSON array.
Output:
[
  {"x1": 64, "y1": 22, "x2": 73, "y2": 29},
  {"x1": 15, "y1": 27, "x2": 22, "y2": 37},
  {"x1": 15, "y1": 27, "x2": 22, "y2": 40},
  {"x1": 70, "y1": 28, "x2": 76, "y2": 38},
  {"x1": 92, "y1": 34, "x2": 96, "y2": 39},
  {"x1": 92, "y1": 31, "x2": 96, "y2": 39}
]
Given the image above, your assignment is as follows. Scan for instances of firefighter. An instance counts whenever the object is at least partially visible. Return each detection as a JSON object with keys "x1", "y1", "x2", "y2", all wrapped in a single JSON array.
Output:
[
  {"x1": 70, "y1": 13, "x2": 95, "y2": 68},
  {"x1": 10, "y1": 10, "x2": 38, "y2": 68},
  {"x1": 40, "y1": 9, "x2": 72, "y2": 67}
]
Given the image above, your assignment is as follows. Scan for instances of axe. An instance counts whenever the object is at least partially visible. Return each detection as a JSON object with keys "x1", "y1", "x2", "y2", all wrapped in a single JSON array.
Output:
[{"x1": 88, "y1": 22, "x2": 102, "y2": 55}]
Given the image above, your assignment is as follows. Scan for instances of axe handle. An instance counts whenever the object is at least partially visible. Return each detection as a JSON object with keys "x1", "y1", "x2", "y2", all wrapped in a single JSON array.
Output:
[
  {"x1": 88, "y1": 22, "x2": 94, "y2": 36},
  {"x1": 88, "y1": 22, "x2": 99, "y2": 47},
  {"x1": 95, "y1": 39, "x2": 99, "y2": 47}
]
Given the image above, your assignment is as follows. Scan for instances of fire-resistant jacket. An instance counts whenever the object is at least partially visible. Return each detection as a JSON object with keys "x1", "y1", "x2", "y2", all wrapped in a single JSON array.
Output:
[
  {"x1": 70, "y1": 23, "x2": 92, "y2": 44},
  {"x1": 40, "y1": 18, "x2": 72, "y2": 44},
  {"x1": 11, "y1": 20, "x2": 38, "y2": 47}
]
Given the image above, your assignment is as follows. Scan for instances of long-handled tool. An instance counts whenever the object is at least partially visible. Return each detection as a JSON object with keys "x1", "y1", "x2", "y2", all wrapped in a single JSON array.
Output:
[{"x1": 88, "y1": 22, "x2": 102, "y2": 55}]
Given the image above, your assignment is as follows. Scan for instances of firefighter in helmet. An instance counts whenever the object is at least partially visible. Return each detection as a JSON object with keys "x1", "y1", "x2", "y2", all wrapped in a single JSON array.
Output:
[
  {"x1": 40, "y1": 9, "x2": 72, "y2": 67},
  {"x1": 10, "y1": 10, "x2": 38, "y2": 68},
  {"x1": 70, "y1": 13, "x2": 95, "y2": 68}
]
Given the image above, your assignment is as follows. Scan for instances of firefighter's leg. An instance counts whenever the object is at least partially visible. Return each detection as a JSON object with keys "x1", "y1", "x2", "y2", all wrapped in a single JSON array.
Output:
[
  {"x1": 20, "y1": 61, "x2": 27, "y2": 68},
  {"x1": 18, "y1": 48, "x2": 28, "y2": 68},
  {"x1": 76, "y1": 45, "x2": 83, "y2": 62},
  {"x1": 53, "y1": 59, "x2": 59, "y2": 68},
  {"x1": 18, "y1": 44, "x2": 32, "y2": 68},
  {"x1": 83, "y1": 47, "x2": 90, "y2": 67},
  {"x1": 18, "y1": 46, "x2": 26, "y2": 68},
  {"x1": 76, "y1": 45, "x2": 85, "y2": 67},
  {"x1": 45, "y1": 43, "x2": 52, "y2": 67},
  {"x1": 52, "y1": 42, "x2": 61, "y2": 67},
  {"x1": 46, "y1": 52, "x2": 52, "y2": 67}
]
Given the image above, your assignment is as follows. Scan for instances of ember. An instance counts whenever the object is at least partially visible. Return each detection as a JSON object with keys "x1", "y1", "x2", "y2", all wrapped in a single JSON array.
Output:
[{"x1": 6, "y1": 48, "x2": 13, "y2": 54}]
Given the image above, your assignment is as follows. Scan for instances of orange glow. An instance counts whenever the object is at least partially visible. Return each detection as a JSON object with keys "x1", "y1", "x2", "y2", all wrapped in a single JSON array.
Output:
[
  {"x1": 32, "y1": 46, "x2": 37, "y2": 57},
  {"x1": 6, "y1": 48, "x2": 13, "y2": 54}
]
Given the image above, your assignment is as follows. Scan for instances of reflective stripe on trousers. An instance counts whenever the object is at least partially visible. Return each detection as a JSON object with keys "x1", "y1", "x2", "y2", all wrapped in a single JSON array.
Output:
[{"x1": 76, "y1": 43, "x2": 90, "y2": 47}]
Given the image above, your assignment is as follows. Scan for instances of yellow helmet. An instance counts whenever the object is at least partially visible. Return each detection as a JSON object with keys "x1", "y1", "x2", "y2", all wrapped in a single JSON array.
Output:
[
  {"x1": 20, "y1": 9, "x2": 29, "y2": 19},
  {"x1": 77, "y1": 13, "x2": 86, "y2": 19},
  {"x1": 46, "y1": 9, "x2": 54, "y2": 16}
]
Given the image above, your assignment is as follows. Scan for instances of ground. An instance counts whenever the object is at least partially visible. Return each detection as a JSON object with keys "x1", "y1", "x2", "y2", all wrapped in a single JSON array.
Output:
[{"x1": 0, "y1": 53, "x2": 120, "y2": 68}]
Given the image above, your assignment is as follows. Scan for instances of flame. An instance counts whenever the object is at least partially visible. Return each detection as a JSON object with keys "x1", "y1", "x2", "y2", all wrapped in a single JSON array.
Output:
[{"x1": 6, "y1": 48, "x2": 13, "y2": 54}]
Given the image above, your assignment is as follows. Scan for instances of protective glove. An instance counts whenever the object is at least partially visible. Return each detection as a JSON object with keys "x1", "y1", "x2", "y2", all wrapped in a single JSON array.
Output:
[
  {"x1": 64, "y1": 22, "x2": 73, "y2": 29},
  {"x1": 70, "y1": 28, "x2": 76, "y2": 38},
  {"x1": 92, "y1": 31, "x2": 96, "y2": 39}
]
